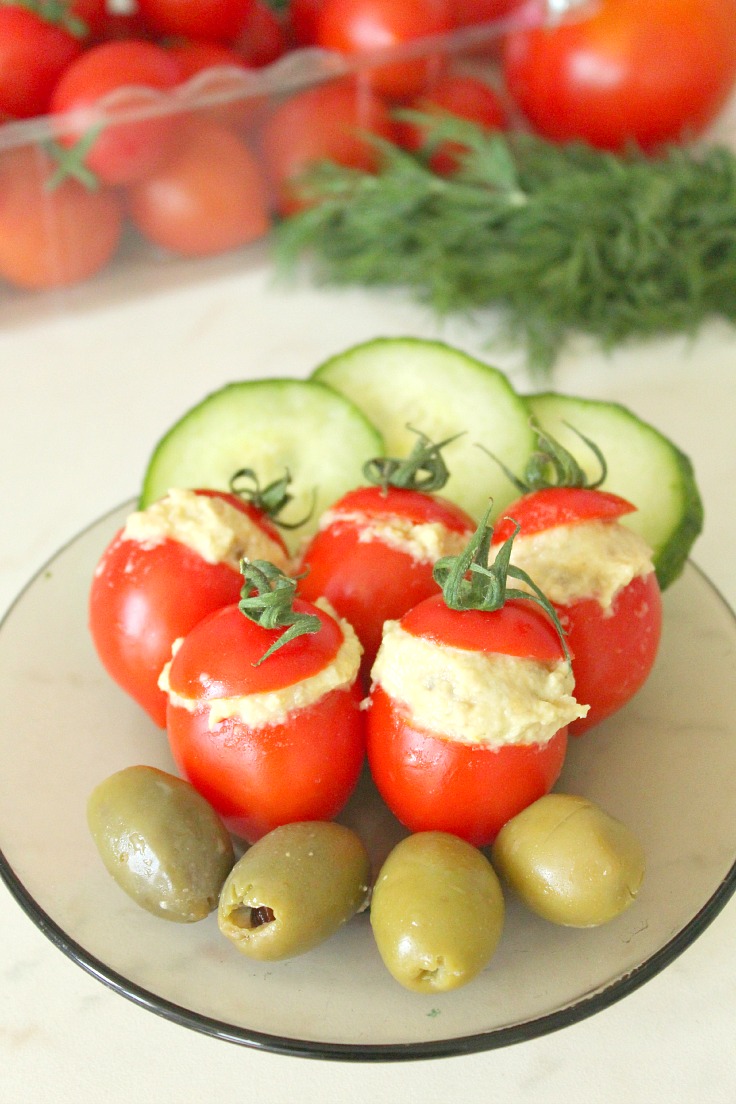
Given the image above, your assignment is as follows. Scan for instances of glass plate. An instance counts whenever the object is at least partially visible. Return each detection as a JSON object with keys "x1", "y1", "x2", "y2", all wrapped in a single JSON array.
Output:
[{"x1": 2, "y1": 503, "x2": 736, "y2": 1062}]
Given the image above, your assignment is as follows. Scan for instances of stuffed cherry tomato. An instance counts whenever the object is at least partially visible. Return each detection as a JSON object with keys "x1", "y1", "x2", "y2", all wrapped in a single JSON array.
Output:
[
  {"x1": 161, "y1": 562, "x2": 365, "y2": 842},
  {"x1": 366, "y1": 511, "x2": 587, "y2": 847},
  {"x1": 89, "y1": 482, "x2": 292, "y2": 728},
  {"x1": 491, "y1": 427, "x2": 662, "y2": 735},
  {"x1": 298, "y1": 431, "x2": 475, "y2": 682}
]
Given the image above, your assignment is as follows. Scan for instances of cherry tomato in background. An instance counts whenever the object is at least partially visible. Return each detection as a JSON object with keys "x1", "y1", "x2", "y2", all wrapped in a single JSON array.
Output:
[
  {"x1": 316, "y1": 0, "x2": 454, "y2": 99},
  {"x1": 396, "y1": 71, "x2": 508, "y2": 172},
  {"x1": 288, "y1": 0, "x2": 325, "y2": 45},
  {"x1": 451, "y1": 0, "x2": 525, "y2": 26},
  {"x1": 0, "y1": 6, "x2": 82, "y2": 119},
  {"x1": 166, "y1": 41, "x2": 260, "y2": 130},
  {"x1": 69, "y1": 0, "x2": 110, "y2": 40},
  {"x1": 232, "y1": 0, "x2": 289, "y2": 66},
  {"x1": 50, "y1": 39, "x2": 185, "y2": 186},
  {"x1": 259, "y1": 77, "x2": 396, "y2": 214},
  {"x1": 366, "y1": 593, "x2": 574, "y2": 847},
  {"x1": 127, "y1": 118, "x2": 271, "y2": 256},
  {"x1": 0, "y1": 145, "x2": 122, "y2": 290},
  {"x1": 163, "y1": 584, "x2": 365, "y2": 841},
  {"x1": 89, "y1": 489, "x2": 291, "y2": 728},
  {"x1": 136, "y1": 0, "x2": 255, "y2": 43},
  {"x1": 492, "y1": 486, "x2": 662, "y2": 735},
  {"x1": 502, "y1": 0, "x2": 736, "y2": 151}
]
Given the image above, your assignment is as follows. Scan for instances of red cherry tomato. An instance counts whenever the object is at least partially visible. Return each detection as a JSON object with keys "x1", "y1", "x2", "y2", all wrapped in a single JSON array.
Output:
[
  {"x1": 0, "y1": 6, "x2": 82, "y2": 119},
  {"x1": 164, "y1": 601, "x2": 366, "y2": 841},
  {"x1": 397, "y1": 72, "x2": 507, "y2": 173},
  {"x1": 136, "y1": 0, "x2": 255, "y2": 43},
  {"x1": 502, "y1": 0, "x2": 736, "y2": 151},
  {"x1": 298, "y1": 484, "x2": 476, "y2": 682},
  {"x1": 69, "y1": 0, "x2": 109, "y2": 40},
  {"x1": 127, "y1": 118, "x2": 271, "y2": 257},
  {"x1": 166, "y1": 40, "x2": 258, "y2": 130},
  {"x1": 0, "y1": 146, "x2": 123, "y2": 290},
  {"x1": 232, "y1": 0, "x2": 288, "y2": 66},
  {"x1": 451, "y1": 0, "x2": 523, "y2": 25},
  {"x1": 259, "y1": 77, "x2": 396, "y2": 215},
  {"x1": 50, "y1": 40, "x2": 184, "y2": 186},
  {"x1": 288, "y1": 0, "x2": 324, "y2": 45},
  {"x1": 366, "y1": 593, "x2": 570, "y2": 846},
  {"x1": 316, "y1": 0, "x2": 453, "y2": 100},
  {"x1": 89, "y1": 490, "x2": 289, "y2": 728},
  {"x1": 494, "y1": 486, "x2": 662, "y2": 734}
]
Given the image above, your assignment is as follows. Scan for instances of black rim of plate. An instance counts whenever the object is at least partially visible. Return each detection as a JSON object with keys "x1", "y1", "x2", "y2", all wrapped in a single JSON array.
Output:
[{"x1": 2, "y1": 504, "x2": 736, "y2": 1063}]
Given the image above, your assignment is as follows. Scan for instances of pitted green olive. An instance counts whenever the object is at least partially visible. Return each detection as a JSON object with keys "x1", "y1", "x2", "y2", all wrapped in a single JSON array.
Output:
[
  {"x1": 370, "y1": 831, "x2": 505, "y2": 993},
  {"x1": 491, "y1": 793, "x2": 645, "y2": 927},
  {"x1": 87, "y1": 765, "x2": 235, "y2": 923},
  {"x1": 218, "y1": 821, "x2": 371, "y2": 961}
]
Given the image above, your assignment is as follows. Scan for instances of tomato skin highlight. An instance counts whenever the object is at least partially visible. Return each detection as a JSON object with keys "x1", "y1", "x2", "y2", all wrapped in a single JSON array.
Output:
[
  {"x1": 367, "y1": 685, "x2": 568, "y2": 847},
  {"x1": 502, "y1": 0, "x2": 736, "y2": 151},
  {"x1": 164, "y1": 601, "x2": 365, "y2": 841},
  {"x1": 298, "y1": 486, "x2": 475, "y2": 681},
  {"x1": 316, "y1": 0, "x2": 453, "y2": 100}
]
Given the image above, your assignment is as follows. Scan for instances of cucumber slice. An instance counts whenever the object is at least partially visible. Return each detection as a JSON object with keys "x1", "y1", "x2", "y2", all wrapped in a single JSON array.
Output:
[
  {"x1": 312, "y1": 337, "x2": 536, "y2": 522},
  {"x1": 525, "y1": 392, "x2": 703, "y2": 590},
  {"x1": 140, "y1": 379, "x2": 383, "y2": 550}
]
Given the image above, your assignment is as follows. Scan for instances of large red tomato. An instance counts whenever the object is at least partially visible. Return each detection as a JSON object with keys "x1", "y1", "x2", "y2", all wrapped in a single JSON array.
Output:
[
  {"x1": 366, "y1": 593, "x2": 573, "y2": 846},
  {"x1": 298, "y1": 484, "x2": 475, "y2": 683},
  {"x1": 502, "y1": 0, "x2": 736, "y2": 151},
  {"x1": 89, "y1": 489, "x2": 290, "y2": 728},
  {"x1": 493, "y1": 486, "x2": 663, "y2": 734},
  {"x1": 164, "y1": 598, "x2": 366, "y2": 841}
]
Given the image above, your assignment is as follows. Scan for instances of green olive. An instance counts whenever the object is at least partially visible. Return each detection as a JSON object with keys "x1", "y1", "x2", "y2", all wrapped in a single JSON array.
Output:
[
  {"x1": 87, "y1": 765, "x2": 235, "y2": 923},
  {"x1": 218, "y1": 821, "x2": 371, "y2": 961},
  {"x1": 370, "y1": 831, "x2": 505, "y2": 994},
  {"x1": 491, "y1": 793, "x2": 645, "y2": 927}
]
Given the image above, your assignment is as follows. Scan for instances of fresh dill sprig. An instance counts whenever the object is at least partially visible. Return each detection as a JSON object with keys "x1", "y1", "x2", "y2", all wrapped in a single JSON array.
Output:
[{"x1": 274, "y1": 115, "x2": 736, "y2": 376}]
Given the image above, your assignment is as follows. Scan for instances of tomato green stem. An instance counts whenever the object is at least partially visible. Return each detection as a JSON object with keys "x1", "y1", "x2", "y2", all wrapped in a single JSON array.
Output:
[
  {"x1": 433, "y1": 504, "x2": 570, "y2": 661},
  {"x1": 363, "y1": 425, "x2": 463, "y2": 494},
  {"x1": 482, "y1": 420, "x2": 607, "y2": 494},
  {"x1": 229, "y1": 467, "x2": 315, "y2": 530},
  {"x1": 238, "y1": 560, "x2": 320, "y2": 665}
]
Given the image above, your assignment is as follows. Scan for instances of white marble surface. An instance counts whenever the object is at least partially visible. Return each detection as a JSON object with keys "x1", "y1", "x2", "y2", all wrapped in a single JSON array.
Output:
[{"x1": 2, "y1": 226, "x2": 736, "y2": 1102}]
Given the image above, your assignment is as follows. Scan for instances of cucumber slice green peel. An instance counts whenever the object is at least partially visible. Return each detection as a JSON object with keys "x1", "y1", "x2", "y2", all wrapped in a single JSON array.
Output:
[
  {"x1": 139, "y1": 379, "x2": 384, "y2": 552},
  {"x1": 524, "y1": 392, "x2": 703, "y2": 590},
  {"x1": 311, "y1": 336, "x2": 537, "y2": 523}
]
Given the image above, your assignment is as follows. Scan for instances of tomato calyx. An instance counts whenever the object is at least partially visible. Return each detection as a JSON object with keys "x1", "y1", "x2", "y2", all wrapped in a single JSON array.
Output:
[
  {"x1": 43, "y1": 131, "x2": 103, "y2": 191},
  {"x1": 433, "y1": 503, "x2": 570, "y2": 659},
  {"x1": 13, "y1": 0, "x2": 87, "y2": 36},
  {"x1": 363, "y1": 425, "x2": 463, "y2": 495},
  {"x1": 238, "y1": 559, "x2": 320, "y2": 665},
  {"x1": 229, "y1": 466, "x2": 315, "y2": 530},
  {"x1": 485, "y1": 420, "x2": 607, "y2": 495}
]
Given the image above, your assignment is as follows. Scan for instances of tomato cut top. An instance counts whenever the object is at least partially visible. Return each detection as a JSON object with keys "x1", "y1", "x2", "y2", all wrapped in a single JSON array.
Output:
[
  {"x1": 400, "y1": 593, "x2": 565, "y2": 663},
  {"x1": 492, "y1": 486, "x2": 635, "y2": 543},
  {"x1": 166, "y1": 599, "x2": 346, "y2": 700},
  {"x1": 326, "y1": 485, "x2": 475, "y2": 533}
]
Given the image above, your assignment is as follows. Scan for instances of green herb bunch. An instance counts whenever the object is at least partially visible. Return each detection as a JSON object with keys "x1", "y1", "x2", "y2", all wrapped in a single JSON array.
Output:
[{"x1": 275, "y1": 114, "x2": 736, "y2": 375}]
